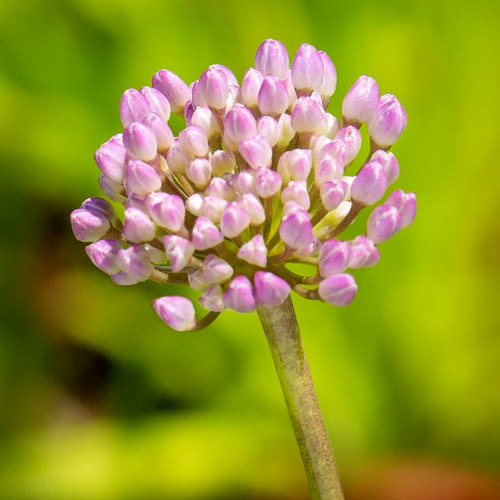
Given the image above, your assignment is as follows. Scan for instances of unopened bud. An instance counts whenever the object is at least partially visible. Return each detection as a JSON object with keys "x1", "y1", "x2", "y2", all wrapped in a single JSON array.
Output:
[
  {"x1": 279, "y1": 210, "x2": 313, "y2": 249},
  {"x1": 152, "y1": 69, "x2": 191, "y2": 113},
  {"x1": 211, "y1": 150, "x2": 236, "y2": 176},
  {"x1": 220, "y1": 201, "x2": 251, "y2": 237},
  {"x1": 255, "y1": 39, "x2": 289, "y2": 79},
  {"x1": 318, "y1": 239, "x2": 352, "y2": 277},
  {"x1": 117, "y1": 245, "x2": 153, "y2": 281},
  {"x1": 368, "y1": 93, "x2": 407, "y2": 147},
  {"x1": 223, "y1": 104, "x2": 257, "y2": 150},
  {"x1": 191, "y1": 106, "x2": 220, "y2": 139},
  {"x1": 385, "y1": 190, "x2": 417, "y2": 228},
  {"x1": 120, "y1": 89, "x2": 150, "y2": 127},
  {"x1": 153, "y1": 296, "x2": 196, "y2": 331},
  {"x1": 281, "y1": 180, "x2": 310, "y2": 209},
  {"x1": 336, "y1": 126, "x2": 362, "y2": 164},
  {"x1": 142, "y1": 113, "x2": 174, "y2": 152},
  {"x1": 291, "y1": 43, "x2": 324, "y2": 94},
  {"x1": 255, "y1": 167, "x2": 282, "y2": 198},
  {"x1": 95, "y1": 139, "x2": 127, "y2": 183},
  {"x1": 223, "y1": 276, "x2": 257, "y2": 313},
  {"x1": 125, "y1": 159, "x2": 162, "y2": 196},
  {"x1": 348, "y1": 235, "x2": 380, "y2": 269},
  {"x1": 85, "y1": 239, "x2": 122, "y2": 275},
  {"x1": 146, "y1": 192, "x2": 185, "y2": 232},
  {"x1": 242, "y1": 68, "x2": 264, "y2": 108},
  {"x1": 140, "y1": 86, "x2": 171, "y2": 121},
  {"x1": 203, "y1": 254, "x2": 234, "y2": 284},
  {"x1": 178, "y1": 125, "x2": 209, "y2": 158},
  {"x1": 366, "y1": 205, "x2": 403, "y2": 243},
  {"x1": 70, "y1": 208, "x2": 110, "y2": 242},
  {"x1": 254, "y1": 271, "x2": 291, "y2": 307},
  {"x1": 371, "y1": 150, "x2": 399, "y2": 185},
  {"x1": 123, "y1": 122, "x2": 157, "y2": 162},
  {"x1": 257, "y1": 116, "x2": 280, "y2": 146},
  {"x1": 199, "y1": 285, "x2": 225, "y2": 312},
  {"x1": 320, "y1": 180, "x2": 348, "y2": 210},
  {"x1": 186, "y1": 158, "x2": 212, "y2": 189},
  {"x1": 318, "y1": 274, "x2": 357, "y2": 306},
  {"x1": 163, "y1": 235, "x2": 195, "y2": 272},
  {"x1": 237, "y1": 234, "x2": 267, "y2": 267},
  {"x1": 123, "y1": 207, "x2": 156, "y2": 243},
  {"x1": 258, "y1": 76, "x2": 290, "y2": 116},
  {"x1": 238, "y1": 194, "x2": 266, "y2": 225},
  {"x1": 342, "y1": 75, "x2": 380, "y2": 125},
  {"x1": 291, "y1": 96, "x2": 327, "y2": 134},
  {"x1": 239, "y1": 136, "x2": 272, "y2": 169},
  {"x1": 351, "y1": 161, "x2": 388, "y2": 205},
  {"x1": 192, "y1": 216, "x2": 224, "y2": 250}
]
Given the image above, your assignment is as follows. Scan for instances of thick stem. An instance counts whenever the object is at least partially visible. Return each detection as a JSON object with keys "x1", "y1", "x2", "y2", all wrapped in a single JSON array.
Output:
[{"x1": 257, "y1": 296, "x2": 345, "y2": 500}]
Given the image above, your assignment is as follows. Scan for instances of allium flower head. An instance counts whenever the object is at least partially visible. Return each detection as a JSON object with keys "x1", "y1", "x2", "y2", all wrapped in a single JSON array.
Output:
[{"x1": 71, "y1": 39, "x2": 416, "y2": 331}]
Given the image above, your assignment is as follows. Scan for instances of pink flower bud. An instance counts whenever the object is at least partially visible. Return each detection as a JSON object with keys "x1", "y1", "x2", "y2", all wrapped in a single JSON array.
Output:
[
  {"x1": 225, "y1": 85, "x2": 243, "y2": 111},
  {"x1": 239, "y1": 136, "x2": 273, "y2": 169},
  {"x1": 153, "y1": 296, "x2": 196, "y2": 331},
  {"x1": 318, "y1": 239, "x2": 352, "y2": 277},
  {"x1": 99, "y1": 175, "x2": 125, "y2": 202},
  {"x1": 291, "y1": 43, "x2": 324, "y2": 93},
  {"x1": 142, "y1": 113, "x2": 174, "y2": 152},
  {"x1": 185, "y1": 193, "x2": 204, "y2": 216},
  {"x1": 255, "y1": 39, "x2": 289, "y2": 79},
  {"x1": 368, "y1": 93, "x2": 407, "y2": 147},
  {"x1": 366, "y1": 205, "x2": 403, "y2": 243},
  {"x1": 282, "y1": 200, "x2": 303, "y2": 216},
  {"x1": 291, "y1": 96, "x2": 327, "y2": 134},
  {"x1": 166, "y1": 138, "x2": 190, "y2": 173},
  {"x1": 125, "y1": 159, "x2": 162, "y2": 196},
  {"x1": 281, "y1": 181, "x2": 310, "y2": 209},
  {"x1": 348, "y1": 235, "x2": 380, "y2": 269},
  {"x1": 211, "y1": 150, "x2": 236, "y2": 176},
  {"x1": 317, "y1": 50, "x2": 337, "y2": 103},
  {"x1": 152, "y1": 69, "x2": 191, "y2": 113},
  {"x1": 317, "y1": 139, "x2": 348, "y2": 166},
  {"x1": 223, "y1": 104, "x2": 257, "y2": 150},
  {"x1": 178, "y1": 125, "x2": 209, "y2": 158},
  {"x1": 220, "y1": 201, "x2": 251, "y2": 237},
  {"x1": 324, "y1": 113, "x2": 341, "y2": 139},
  {"x1": 81, "y1": 197, "x2": 116, "y2": 221},
  {"x1": 194, "y1": 67, "x2": 229, "y2": 110},
  {"x1": 85, "y1": 239, "x2": 122, "y2": 275},
  {"x1": 202, "y1": 195, "x2": 227, "y2": 222},
  {"x1": 255, "y1": 167, "x2": 282, "y2": 198},
  {"x1": 257, "y1": 116, "x2": 280, "y2": 146},
  {"x1": 191, "y1": 106, "x2": 220, "y2": 139},
  {"x1": 123, "y1": 122, "x2": 157, "y2": 161},
  {"x1": 123, "y1": 207, "x2": 156, "y2": 243},
  {"x1": 315, "y1": 155, "x2": 343, "y2": 185},
  {"x1": 294, "y1": 237, "x2": 322, "y2": 258},
  {"x1": 320, "y1": 180, "x2": 348, "y2": 210},
  {"x1": 278, "y1": 113, "x2": 296, "y2": 149},
  {"x1": 258, "y1": 76, "x2": 289, "y2": 116},
  {"x1": 231, "y1": 170, "x2": 257, "y2": 195},
  {"x1": 120, "y1": 89, "x2": 151, "y2": 127},
  {"x1": 223, "y1": 276, "x2": 257, "y2": 313},
  {"x1": 206, "y1": 177, "x2": 236, "y2": 200},
  {"x1": 186, "y1": 158, "x2": 212, "y2": 189},
  {"x1": 238, "y1": 194, "x2": 266, "y2": 225},
  {"x1": 342, "y1": 75, "x2": 380, "y2": 124},
  {"x1": 242, "y1": 68, "x2": 264, "y2": 108},
  {"x1": 285, "y1": 149, "x2": 312, "y2": 181},
  {"x1": 111, "y1": 272, "x2": 143, "y2": 286},
  {"x1": 351, "y1": 161, "x2": 388, "y2": 205},
  {"x1": 192, "y1": 216, "x2": 224, "y2": 250},
  {"x1": 371, "y1": 150, "x2": 399, "y2": 185},
  {"x1": 188, "y1": 269, "x2": 211, "y2": 291},
  {"x1": 95, "y1": 139, "x2": 127, "y2": 183},
  {"x1": 117, "y1": 245, "x2": 153, "y2": 281},
  {"x1": 254, "y1": 271, "x2": 291, "y2": 307},
  {"x1": 318, "y1": 274, "x2": 357, "y2": 306},
  {"x1": 70, "y1": 208, "x2": 111, "y2": 242},
  {"x1": 279, "y1": 210, "x2": 313, "y2": 249},
  {"x1": 163, "y1": 235, "x2": 195, "y2": 272},
  {"x1": 336, "y1": 126, "x2": 362, "y2": 164},
  {"x1": 140, "y1": 86, "x2": 171, "y2": 121},
  {"x1": 237, "y1": 234, "x2": 267, "y2": 267},
  {"x1": 385, "y1": 190, "x2": 417, "y2": 228},
  {"x1": 145, "y1": 192, "x2": 185, "y2": 232},
  {"x1": 198, "y1": 285, "x2": 225, "y2": 312},
  {"x1": 203, "y1": 254, "x2": 234, "y2": 284}
]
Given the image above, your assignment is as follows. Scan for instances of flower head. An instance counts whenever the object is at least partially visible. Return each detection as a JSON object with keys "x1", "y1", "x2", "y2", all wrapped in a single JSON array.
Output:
[{"x1": 71, "y1": 39, "x2": 416, "y2": 331}]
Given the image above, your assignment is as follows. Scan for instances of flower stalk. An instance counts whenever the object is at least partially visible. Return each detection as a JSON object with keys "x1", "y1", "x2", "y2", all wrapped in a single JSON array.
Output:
[{"x1": 257, "y1": 296, "x2": 344, "y2": 500}]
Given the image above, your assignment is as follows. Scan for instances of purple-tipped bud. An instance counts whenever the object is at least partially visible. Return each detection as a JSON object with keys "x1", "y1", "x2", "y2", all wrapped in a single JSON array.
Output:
[
  {"x1": 257, "y1": 116, "x2": 280, "y2": 146},
  {"x1": 371, "y1": 150, "x2": 399, "y2": 185},
  {"x1": 237, "y1": 234, "x2": 267, "y2": 267},
  {"x1": 318, "y1": 274, "x2": 357, "y2": 306},
  {"x1": 366, "y1": 205, "x2": 403, "y2": 243},
  {"x1": 202, "y1": 196, "x2": 227, "y2": 222},
  {"x1": 242, "y1": 68, "x2": 264, "y2": 108},
  {"x1": 258, "y1": 76, "x2": 289, "y2": 116},
  {"x1": 385, "y1": 190, "x2": 417, "y2": 228},
  {"x1": 152, "y1": 69, "x2": 191, "y2": 113},
  {"x1": 70, "y1": 208, "x2": 110, "y2": 242},
  {"x1": 317, "y1": 50, "x2": 337, "y2": 104},
  {"x1": 239, "y1": 136, "x2": 272, "y2": 169},
  {"x1": 254, "y1": 271, "x2": 291, "y2": 307},
  {"x1": 95, "y1": 139, "x2": 127, "y2": 183},
  {"x1": 220, "y1": 201, "x2": 251, "y2": 237},
  {"x1": 317, "y1": 139, "x2": 348, "y2": 166},
  {"x1": 210, "y1": 64, "x2": 238, "y2": 86},
  {"x1": 123, "y1": 122, "x2": 157, "y2": 162},
  {"x1": 142, "y1": 113, "x2": 174, "y2": 152},
  {"x1": 166, "y1": 138, "x2": 189, "y2": 173},
  {"x1": 291, "y1": 96, "x2": 327, "y2": 134},
  {"x1": 368, "y1": 93, "x2": 407, "y2": 147},
  {"x1": 279, "y1": 209, "x2": 313, "y2": 249},
  {"x1": 281, "y1": 181, "x2": 310, "y2": 210},
  {"x1": 255, "y1": 39, "x2": 289, "y2": 79},
  {"x1": 178, "y1": 125, "x2": 209, "y2": 158},
  {"x1": 184, "y1": 101, "x2": 195, "y2": 125},
  {"x1": 278, "y1": 113, "x2": 296, "y2": 149},
  {"x1": 318, "y1": 239, "x2": 352, "y2": 277},
  {"x1": 223, "y1": 104, "x2": 257, "y2": 150},
  {"x1": 294, "y1": 237, "x2": 322, "y2": 258},
  {"x1": 199, "y1": 285, "x2": 225, "y2": 312},
  {"x1": 285, "y1": 149, "x2": 312, "y2": 181},
  {"x1": 117, "y1": 245, "x2": 153, "y2": 281},
  {"x1": 336, "y1": 126, "x2": 362, "y2": 164},
  {"x1": 320, "y1": 180, "x2": 348, "y2": 210},
  {"x1": 185, "y1": 193, "x2": 204, "y2": 216},
  {"x1": 255, "y1": 167, "x2": 282, "y2": 198},
  {"x1": 194, "y1": 67, "x2": 229, "y2": 110},
  {"x1": 315, "y1": 155, "x2": 343, "y2": 185},
  {"x1": 145, "y1": 192, "x2": 185, "y2": 232},
  {"x1": 223, "y1": 276, "x2": 256, "y2": 313},
  {"x1": 351, "y1": 161, "x2": 388, "y2": 205},
  {"x1": 140, "y1": 86, "x2": 171, "y2": 121},
  {"x1": 153, "y1": 296, "x2": 196, "y2": 331},
  {"x1": 81, "y1": 197, "x2": 116, "y2": 221},
  {"x1": 324, "y1": 113, "x2": 341, "y2": 139},
  {"x1": 291, "y1": 43, "x2": 324, "y2": 93},
  {"x1": 163, "y1": 235, "x2": 195, "y2": 272},
  {"x1": 282, "y1": 200, "x2": 303, "y2": 216},
  {"x1": 85, "y1": 239, "x2": 122, "y2": 275},
  {"x1": 206, "y1": 177, "x2": 236, "y2": 201},
  {"x1": 191, "y1": 106, "x2": 220, "y2": 139},
  {"x1": 211, "y1": 150, "x2": 236, "y2": 176},
  {"x1": 203, "y1": 254, "x2": 234, "y2": 284},
  {"x1": 342, "y1": 76, "x2": 380, "y2": 125},
  {"x1": 99, "y1": 175, "x2": 125, "y2": 202},
  {"x1": 348, "y1": 235, "x2": 380, "y2": 269},
  {"x1": 120, "y1": 89, "x2": 151, "y2": 127},
  {"x1": 123, "y1": 207, "x2": 156, "y2": 243},
  {"x1": 125, "y1": 159, "x2": 162, "y2": 196},
  {"x1": 238, "y1": 194, "x2": 266, "y2": 225},
  {"x1": 186, "y1": 158, "x2": 212, "y2": 189},
  {"x1": 192, "y1": 216, "x2": 224, "y2": 250},
  {"x1": 231, "y1": 170, "x2": 257, "y2": 195}
]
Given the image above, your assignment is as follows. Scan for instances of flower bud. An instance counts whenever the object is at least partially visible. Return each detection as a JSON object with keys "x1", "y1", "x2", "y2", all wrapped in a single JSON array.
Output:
[
  {"x1": 318, "y1": 274, "x2": 357, "y2": 306},
  {"x1": 194, "y1": 67, "x2": 229, "y2": 110},
  {"x1": 70, "y1": 208, "x2": 111, "y2": 242},
  {"x1": 258, "y1": 76, "x2": 289, "y2": 116},
  {"x1": 237, "y1": 234, "x2": 267, "y2": 267},
  {"x1": 336, "y1": 126, "x2": 362, "y2": 164},
  {"x1": 178, "y1": 125, "x2": 209, "y2": 158},
  {"x1": 242, "y1": 68, "x2": 264, "y2": 108},
  {"x1": 202, "y1": 195, "x2": 227, "y2": 222},
  {"x1": 320, "y1": 180, "x2": 348, "y2": 210},
  {"x1": 257, "y1": 116, "x2": 280, "y2": 146},
  {"x1": 153, "y1": 296, "x2": 196, "y2": 331},
  {"x1": 223, "y1": 276, "x2": 256, "y2": 313},
  {"x1": 111, "y1": 272, "x2": 142, "y2": 286},
  {"x1": 239, "y1": 136, "x2": 272, "y2": 169},
  {"x1": 220, "y1": 201, "x2": 251, "y2": 237},
  {"x1": 166, "y1": 138, "x2": 190, "y2": 173},
  {"x1": 123, "y1": 207, "x2": 156, "y2": 243},
  {"x1": 152, "y1": 69, "x2": 191, "y2": 113},
  {"x1": 163, "y1": 235, "x2": 195, "y2": 272},
  {"x1": 211, "y1": 150, "x2": 236, "y2": 176},
  {"x1": 231, "y1": 170, "x2": 257, "y2": 195},
  {"x1": 120, "y1": 89, "x2": 151, "y2": 127},
  {"x1": 291, "y1": 96, "x2": 327, "y2": 134},
  {"x1": 254, "y1": 271, "x2": 291, "y2": 307},
  {"x1": 199, "y1": 285, "x2": 225, "y2": 312},
  {"x1": 348, "y1": 235, "x2": 380, "y2": 269},
  {"x1": 223, "y1": 104, "x2": 257, "y2": 150},
  {"x1": 324, "y1": 113, "x2": 341, "y2": 139},
  {"x1": 291, "y1": 43, "x2": 324, "y2": 93},
  {"x1": 186, "y1": 158, "x2": 212, "y2": 189},
  {"x1": 145, "y1": 192, "x2": 185, "y2": 231},
  {"x1": 99, "y1": 175, "x2": 125, "y2": 202},
  {"x1": 125, "y1": 159, "x2": 162, "y2": 196},
  {"x1": 140, "y1": 86, "x2": 171, "y2": 121},
  {"x1": 366, "y1": 205, "x2": 403, "y2": 243},
  {"x1": 184, "y1": 101, "x2": 195, "y2": 125},
  {"x1": 342, "y1": 75, "x2": 380, "y2": 124},
  {"x1": 371, "y1": 150, "x2": 399, "y2": 185},
  {"x1": 203, "y1": 254, "x2": 234, "y2": 284},
  {"x1": 281, "y1": 181, "x2": 310, "y2": 209},
  {"x1": 285, "y1": 149, "x2": 312, "y2": 181},
  {"x1": 81, "y1": 197, "x2": 116, "y2": 221},
  {"x1": 317, "y1": 139, "x2": 348, "y2": 166},
  {"x1": 294, "y1": 237, "x2": 322, "y2": 258},
  {"x1": 255, "y1": 167, "x2": 282, "y2": 198},
  {"x1": 117, "y1": 245, "x2": 153, "y2": 281},
  {"x1": 279, "y1": 210, "x2": 313, "y2": 249},
  {"x1": 206, "y1": 177, "x2": 236, "y2": 200},
  {"x1": 385, "y1": 190, "x2": 417, "y2": 228},
  {"x1": 85, "y1": 239, "x2": 121, "y2": 274},
  {"x1": 191, "y1": 106, "x2": 220, "y2": 139},
  {"x1": 123, "y1": 122, "x2": 158, "y2": 161},
  {"x1": 95, "y1": 139, "x2": 127, "y2": 183},
  {"x1": 368, "y1": 93, "x2": 407, "y2": 147},
  {"x1": 142, "y1": 113, "x2": 174, "y2": 152},
  {"x1": 188, "y1": 269, "x2": 210, "y2": 291},
  {"x1": 351, "y1": 161, "x2": 388, "y2": 205},
  {"x1": 192, "y1": 216, "x2": 224, "y2": 250},
  {"x1": 185, "y1": 193, "x2": 204, "y2": 216},
  {"x1": 318, "y1": 239, "x2": 352, "y2": 277},
  {"x1": 238, "y1": 194, "x2": 266, "y2": 225},
  {"x1": 314, "y1": 155, "x2": 343, "y2": 185},
  {"x1": 225, "y1": 85, "x2": 243, "y2": 111},
  {"x1": 317, "y1": 50, "x2": 337, "y2": 104},
  {"x1": 255, "y1": 39, "x2": 289, "y2": 79},
  {"x1": 278, "y1": 113, "x2": 296, "y2": 149}
]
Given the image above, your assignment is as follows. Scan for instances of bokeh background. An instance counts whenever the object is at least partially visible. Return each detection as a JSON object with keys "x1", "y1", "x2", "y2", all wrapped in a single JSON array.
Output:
[{"x1": 1, "y1": 0, "x2": 499, "y2": 498}]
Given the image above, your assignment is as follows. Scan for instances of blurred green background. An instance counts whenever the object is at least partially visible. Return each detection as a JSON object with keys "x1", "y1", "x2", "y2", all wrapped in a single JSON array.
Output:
[{"x1": 1, "y1": 0, "x2": 499, "y2": 499}]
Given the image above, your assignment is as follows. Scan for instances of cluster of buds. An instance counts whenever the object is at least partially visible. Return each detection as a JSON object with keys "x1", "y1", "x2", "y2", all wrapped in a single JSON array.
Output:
[{"x1": 71, "y1": 39, "x2": 416, "y2": 331}]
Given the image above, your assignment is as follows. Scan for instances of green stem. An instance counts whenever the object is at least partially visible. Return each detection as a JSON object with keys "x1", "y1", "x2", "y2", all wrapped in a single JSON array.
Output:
[{"x1": 257, "y1": 296, "x2": 345, "y2": 500}]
